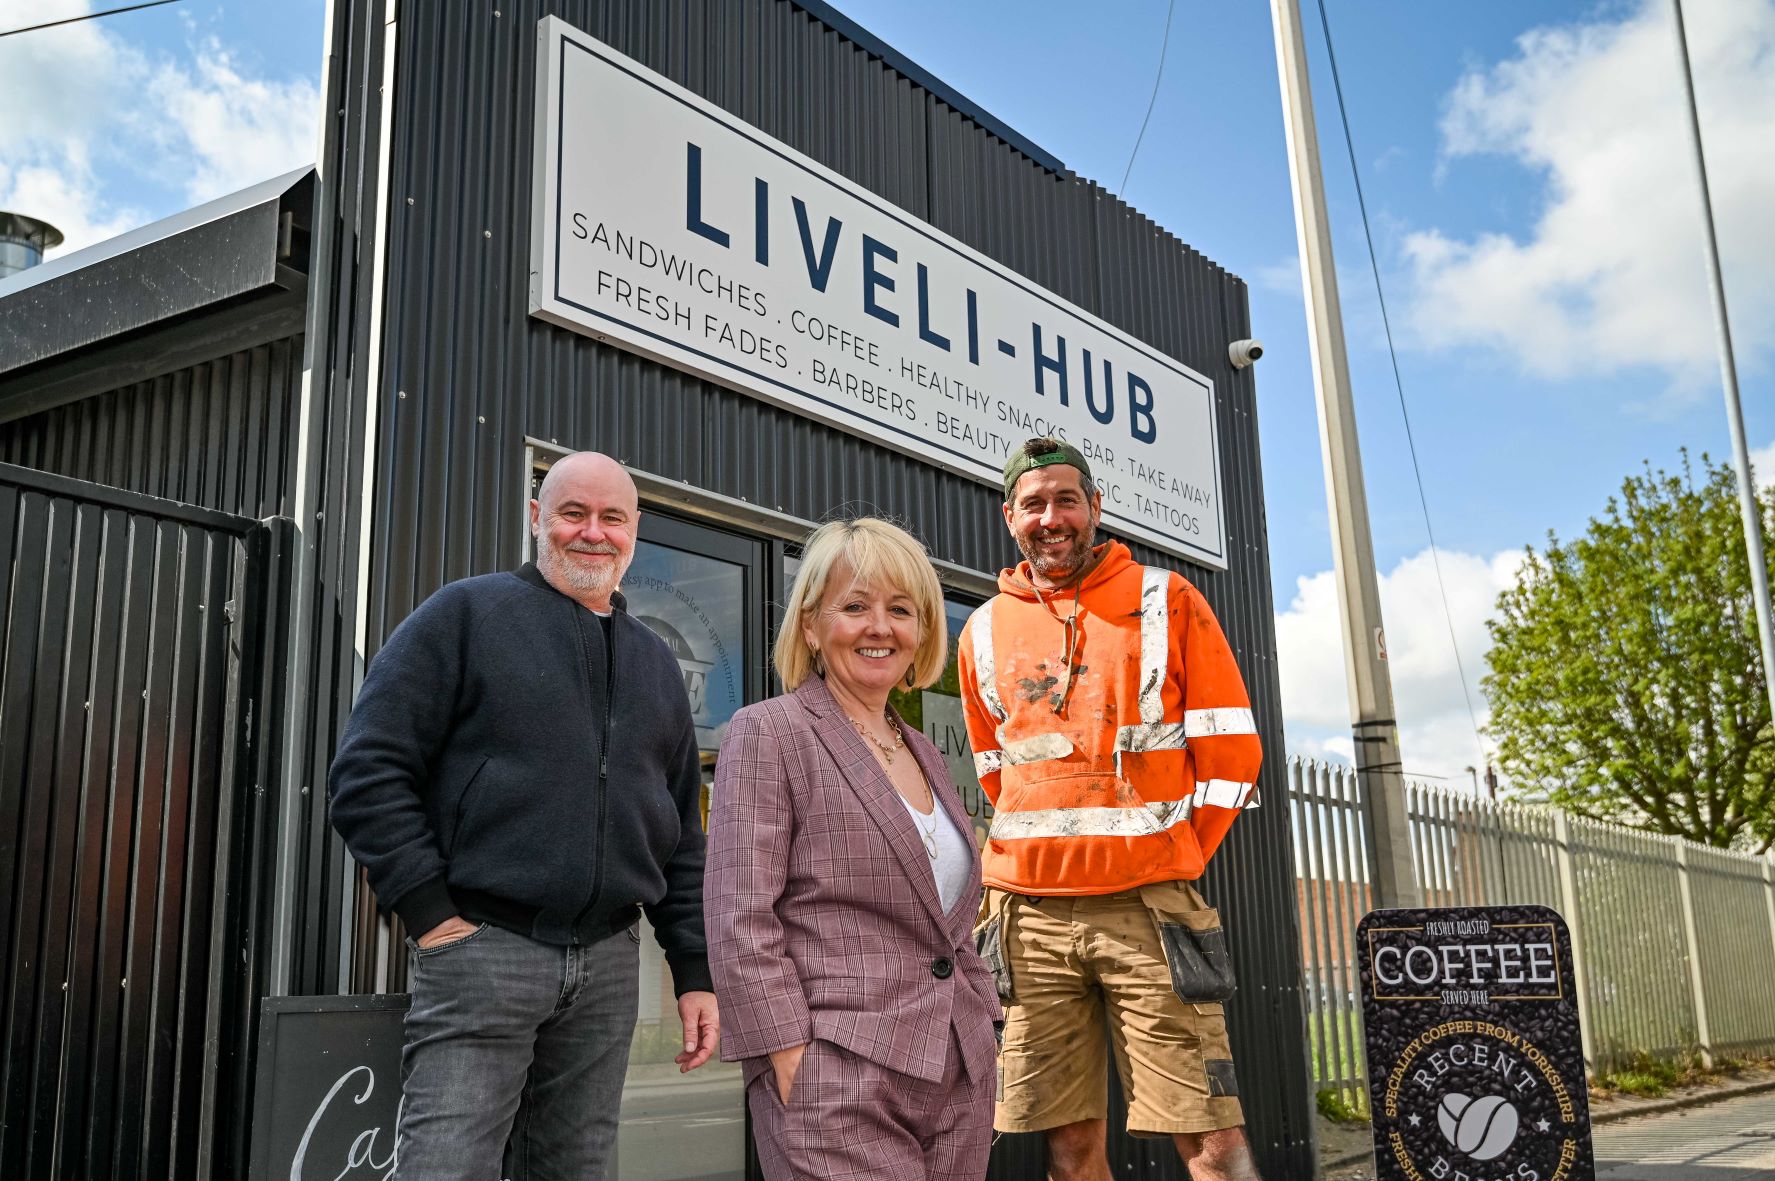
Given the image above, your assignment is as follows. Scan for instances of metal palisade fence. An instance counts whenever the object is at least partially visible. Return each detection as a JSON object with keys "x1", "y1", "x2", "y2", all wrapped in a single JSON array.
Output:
[{"x1": 1289, "y1": 757, "x2": 1775, "y2": 1112}]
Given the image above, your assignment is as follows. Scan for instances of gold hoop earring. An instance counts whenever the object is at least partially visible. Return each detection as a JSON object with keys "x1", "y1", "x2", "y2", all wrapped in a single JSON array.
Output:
[{"x1": 904, "y1": 666, "x2": 916, "y2": 688}]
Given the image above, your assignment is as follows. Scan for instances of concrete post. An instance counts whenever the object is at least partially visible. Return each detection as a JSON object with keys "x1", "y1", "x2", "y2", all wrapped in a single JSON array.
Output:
[
  {"x1": 1674, "y1": 843, "x2": 1713, "y2": 1067},
  {"x1": 1269, "y1": 0, "x2": 1420, "y2": 911},
  {"x1": 1552, "y1": 812, "x2": 1597, "y2": 1072},
  {"x1": 1762, "y1": 859, "x2": 1775, "y2": 981}
]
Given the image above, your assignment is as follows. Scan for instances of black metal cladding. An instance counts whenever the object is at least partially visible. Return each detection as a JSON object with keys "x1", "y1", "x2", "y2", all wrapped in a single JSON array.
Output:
[
  {"x1": 309, "y1": 0, "x2": 1314, "y2": 1174},
  {"x1": 0, "y1": 463, "x2": 274, "y2": 1180},
  {"x1": 0, "y1": 336, "x2": 305, "y2": 520}
]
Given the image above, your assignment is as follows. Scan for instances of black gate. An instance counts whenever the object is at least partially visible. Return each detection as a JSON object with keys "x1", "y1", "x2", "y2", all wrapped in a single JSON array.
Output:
[{"x1": 0, "y1": 462, "x2": 272, "y2": 1180}]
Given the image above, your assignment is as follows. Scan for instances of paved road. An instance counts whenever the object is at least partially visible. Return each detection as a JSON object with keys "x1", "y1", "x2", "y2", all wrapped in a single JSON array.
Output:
[
  {"x1": 1595, "y1": 1090, "x2": 1775, "y2": 1179},
  {"x1": 616, "y1": 1059, "x2": 747, "y2": 1181}
]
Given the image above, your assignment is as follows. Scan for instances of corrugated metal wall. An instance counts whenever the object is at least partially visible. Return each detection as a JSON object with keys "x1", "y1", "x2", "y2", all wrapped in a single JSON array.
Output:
[
  {"x1": 0, "y1": 337, "x2": 304, "y2": 520},
  {"x1": 0, "y1": 462, "x2": 275, "y2": 1180},
  {"x1": 312, "y1": 1, "x2": 1312, "y2": 1174}
]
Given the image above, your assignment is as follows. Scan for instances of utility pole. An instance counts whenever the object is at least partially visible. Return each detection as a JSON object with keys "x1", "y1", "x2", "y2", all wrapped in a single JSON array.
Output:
[
  {"x1": 1270, "y1": 0, "x2": 1421, "y2": 910},
  {"x1": 1670, "y1": 0, "x2": 1775, "y2": 734}
]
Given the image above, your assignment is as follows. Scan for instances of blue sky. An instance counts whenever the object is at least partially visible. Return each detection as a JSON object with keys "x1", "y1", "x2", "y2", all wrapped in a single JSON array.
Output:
[{"x1": 4, "y1": 0, "x2": 1770, "y2": 784}]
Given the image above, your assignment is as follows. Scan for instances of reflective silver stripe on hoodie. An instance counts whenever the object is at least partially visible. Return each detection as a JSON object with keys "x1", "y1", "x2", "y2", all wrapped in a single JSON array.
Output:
[
  {"x1": 1112, "y1": 566, "x2": 1177, "y2": 778},
  {"x1": 1000, "y1": 732, "x2": 1075, "y2": 765},
  {"x1": 989, "y1": 797, "x2": 1194, "y2": 840},
  {"x1": 1136, "y1": 566, "x2": 1169, "y2": 725},
  {"x1": 1183, "y1": 707, "x2": 1258, "y2": 737},
  {"x1": 1193, "y1": 778, "x2": 1259, "y2": 810},
  {"x1": 971, "y1": 599, "x2": 1007, "y2": 723},
  {"x1": 1114, "y1": 721, "x2": 1188, "y2": 755}
]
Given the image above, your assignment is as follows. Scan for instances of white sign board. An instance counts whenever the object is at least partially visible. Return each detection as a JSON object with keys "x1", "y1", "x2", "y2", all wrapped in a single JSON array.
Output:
[{"x1": 530, "y1": 17, "x2": 1227, "y2": 567}]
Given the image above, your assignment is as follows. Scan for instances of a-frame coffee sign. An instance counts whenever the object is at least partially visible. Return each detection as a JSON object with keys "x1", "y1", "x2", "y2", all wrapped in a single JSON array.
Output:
[{"x1": 1358, "y1": 905, "x2": 1595, "y2": 1181}]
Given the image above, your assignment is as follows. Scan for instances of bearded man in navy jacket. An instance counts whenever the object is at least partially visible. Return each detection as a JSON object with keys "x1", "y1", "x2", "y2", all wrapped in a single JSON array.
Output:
[{"x1": 328, "y1": 450, "x2": 718, "y2": 1181}]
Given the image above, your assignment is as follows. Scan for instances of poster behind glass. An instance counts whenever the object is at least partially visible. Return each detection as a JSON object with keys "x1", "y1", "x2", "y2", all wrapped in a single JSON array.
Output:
[{"x1": 625, "y1": 544, "x2": 746, "y2": 755}]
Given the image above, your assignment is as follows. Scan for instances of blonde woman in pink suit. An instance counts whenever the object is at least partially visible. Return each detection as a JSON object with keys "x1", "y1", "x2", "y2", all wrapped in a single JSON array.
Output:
[{"x1": 705, "y1": 518, "x2": 1000, "y2": 1181}]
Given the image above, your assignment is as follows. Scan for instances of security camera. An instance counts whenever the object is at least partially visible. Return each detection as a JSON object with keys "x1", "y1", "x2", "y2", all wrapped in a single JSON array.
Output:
[{"x1": 1228, "y1": 339, "x2": 1264, "y2": 369}]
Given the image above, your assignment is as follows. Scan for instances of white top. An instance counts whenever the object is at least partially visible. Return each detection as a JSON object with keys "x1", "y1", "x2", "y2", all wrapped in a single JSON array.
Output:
[{"x1": 900, "y1": 792, "x2": 974, "y2": 914}]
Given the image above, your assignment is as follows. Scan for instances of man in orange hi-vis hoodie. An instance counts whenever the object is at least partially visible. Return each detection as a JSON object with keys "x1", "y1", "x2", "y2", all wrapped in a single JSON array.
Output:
[{"x1": 959, "y1": 437, "x2": 1264, "y2": 1181}]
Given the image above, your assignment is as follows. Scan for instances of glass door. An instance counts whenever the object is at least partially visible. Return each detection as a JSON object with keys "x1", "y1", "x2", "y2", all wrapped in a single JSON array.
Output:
[{"x1": 616, "y1": 512, "x2": 766, "y2": 1181}]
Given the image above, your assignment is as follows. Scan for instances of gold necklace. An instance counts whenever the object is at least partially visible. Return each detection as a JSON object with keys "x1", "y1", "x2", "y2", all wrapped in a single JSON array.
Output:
[{"x1": 850, "y1": 709, "x2": 907, "y2": 765}]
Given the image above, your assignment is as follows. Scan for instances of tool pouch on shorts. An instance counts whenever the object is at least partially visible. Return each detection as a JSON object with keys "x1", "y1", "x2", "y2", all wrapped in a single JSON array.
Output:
[
  {"x1": 1140, "y1": 884, "x2": 1237, "y2": 1003},
  {"x1": 974, "y1": 891, "x2": 1016, "y2": 1003}
]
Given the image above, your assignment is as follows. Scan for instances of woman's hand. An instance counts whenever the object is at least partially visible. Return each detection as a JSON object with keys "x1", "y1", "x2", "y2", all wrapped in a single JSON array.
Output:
[{"x1": 768, "y1": 1042, "x2": 807, "y2": 1103}]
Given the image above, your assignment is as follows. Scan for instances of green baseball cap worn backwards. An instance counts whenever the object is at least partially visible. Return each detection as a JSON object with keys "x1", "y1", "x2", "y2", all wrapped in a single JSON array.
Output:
[{"x1": 1003, "y1": 437, "x2": 1092, "y2": 499}]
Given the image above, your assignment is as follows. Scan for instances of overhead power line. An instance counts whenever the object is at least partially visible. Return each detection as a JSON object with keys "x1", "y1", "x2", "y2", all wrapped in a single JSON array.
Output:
[
  {"x1": 1, "y1": 0, "x2": 181, "y2": 40},
  {"x1": 1312, "y1": 0, "x2": 1489, "y2": 771},
  {"x1": 1119, "y1": 0, "x2": 1177, "y2": 195}
]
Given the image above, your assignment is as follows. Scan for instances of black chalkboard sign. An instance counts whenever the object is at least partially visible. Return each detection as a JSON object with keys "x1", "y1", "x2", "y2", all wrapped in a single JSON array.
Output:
[
  {"x1": 249, "y1": 994, "x2": 410, "y2": 1181},
  {"x1": 1358, "y1": 905, "x2": 1594, "y2": 1181}
]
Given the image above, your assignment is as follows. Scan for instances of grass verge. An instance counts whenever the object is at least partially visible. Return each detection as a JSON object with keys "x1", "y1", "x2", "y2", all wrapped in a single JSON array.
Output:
[
  {"x1": 1316, "y1": 1088, "x2": 1370, "y2": 1123},
  {"x1": 1591, "y1": 1050, "x2": 1773, "y2": 1099}
]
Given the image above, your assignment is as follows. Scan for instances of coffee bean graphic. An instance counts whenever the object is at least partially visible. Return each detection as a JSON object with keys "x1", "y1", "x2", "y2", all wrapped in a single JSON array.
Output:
[
  {"x1": 1457, "y1": 1095, "x2": 1520, "y2": 1161},
  {"x1": 1436, "y1": 1092, "x2": 1470, "y2": 1146}
]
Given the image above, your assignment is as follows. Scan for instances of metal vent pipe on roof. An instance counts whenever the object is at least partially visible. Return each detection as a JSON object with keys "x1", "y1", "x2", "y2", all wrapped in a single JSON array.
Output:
[{"x1": 0, "y1": 211, "x2": 64, "y2": 279}]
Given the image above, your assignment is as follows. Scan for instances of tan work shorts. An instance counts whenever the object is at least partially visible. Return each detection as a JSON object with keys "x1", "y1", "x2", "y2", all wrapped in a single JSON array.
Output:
[{"x1": 975, "y1": 882, "x2": 1244, "y2": 1137}]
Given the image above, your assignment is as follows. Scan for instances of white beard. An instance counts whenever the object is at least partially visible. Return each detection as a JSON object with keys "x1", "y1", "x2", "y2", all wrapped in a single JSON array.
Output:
[{"x1": 536, "y1": 530, "x2": 626, "y2": 600}]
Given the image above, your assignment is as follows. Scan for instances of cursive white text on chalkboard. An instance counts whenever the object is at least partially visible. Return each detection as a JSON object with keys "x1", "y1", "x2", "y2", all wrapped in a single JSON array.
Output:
[{"x1": 290, "y1": 1064, "x2": 400, "y2": 1181}]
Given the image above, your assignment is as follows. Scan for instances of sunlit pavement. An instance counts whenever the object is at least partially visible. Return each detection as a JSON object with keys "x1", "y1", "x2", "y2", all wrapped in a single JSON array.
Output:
[{"x1": 1594, "y1": 1090, "x2": 1775, "y2": 1179}]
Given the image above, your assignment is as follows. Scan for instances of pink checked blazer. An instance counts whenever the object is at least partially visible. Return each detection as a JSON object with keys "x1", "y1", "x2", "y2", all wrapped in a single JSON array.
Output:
[{"x1": 705, "y1": 675, "x2": 1001, "y2": 1085}]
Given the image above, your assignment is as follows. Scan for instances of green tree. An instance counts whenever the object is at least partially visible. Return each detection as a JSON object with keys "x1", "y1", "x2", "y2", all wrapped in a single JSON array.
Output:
[{"x1": 1483, "y1": 453, "x2": 1775, "y2": 850}]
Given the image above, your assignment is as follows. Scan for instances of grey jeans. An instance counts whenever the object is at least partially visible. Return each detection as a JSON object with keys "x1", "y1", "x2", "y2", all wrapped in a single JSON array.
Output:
[{"x1": 395, "y1": 921, "x2": 640, "y2": 1181}]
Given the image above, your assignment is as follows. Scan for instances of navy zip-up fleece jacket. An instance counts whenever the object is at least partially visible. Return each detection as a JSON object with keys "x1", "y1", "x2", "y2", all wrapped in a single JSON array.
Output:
[{"x1": 327, "y1": 563, "x2": 711, "y2": 995}]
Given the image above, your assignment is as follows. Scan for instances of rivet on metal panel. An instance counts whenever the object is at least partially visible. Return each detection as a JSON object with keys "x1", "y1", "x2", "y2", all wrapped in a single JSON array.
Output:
[
  {"x1": 483, "y1": 230, "x2": 492, "y2": 239},
  {"x1": 142, "y1": 690, "x2": 148, "y2": 700},
  {"x1": 478, "y1": 416, "x2": 486, "y2": 424},
  {"x1": 302, "y1": 785, "x2": 311, "y2": 795},
  {"x1": 224, "y1": 600, "x2": 236, "y2": 623},
  {"x1": 62, "y1": 982, "x2": 68, "y2": 991},
  {"x1": 407, "y1": 197, "x2": 414, "y2": 205},
  {"x1": 121, "y1": 978, "x2": 127, "y2": 988},
  {"x1": 399, "y1": 391, "x2": 407, "y2": 399},
  {"x1": 84, "y1": 701, "x2": 91, "y2": 710}
]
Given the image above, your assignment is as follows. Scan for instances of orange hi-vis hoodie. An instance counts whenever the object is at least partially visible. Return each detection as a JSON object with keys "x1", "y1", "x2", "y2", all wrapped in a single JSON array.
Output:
[{"x1": 957, "y1": 540, "x2": 1262, "y2": 897}]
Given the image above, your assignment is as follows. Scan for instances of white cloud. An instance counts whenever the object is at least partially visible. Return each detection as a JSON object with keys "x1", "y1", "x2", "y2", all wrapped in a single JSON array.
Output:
[
  {"x1": 0, "y1": 5, "x2": 317, "y2": 256},
  {"x1": 1402, "y1": 0, "x2": 1775, "y2": 386},
  {"x1": 0, "y1": 4, "x2": 135, "y2": 156},
  {"x1": 1255, "y1": 257, "x2": 1304, "y2": 300},
  {"x1": 1277, "y1": 547, "x2": 1523, "y2": 782},
  {"x1": 1288, "y1": 733, "x2": 1354, "y2": 768},
  {"x1": 0, "y1": 162, "x2": 142, "y2": 255},
  {"x1": 150, "y1": 42, "x2": 320, "y2": 204},
  {"x1": 1753, "y1": 438, "x2": 1775, "y2": 492}
]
